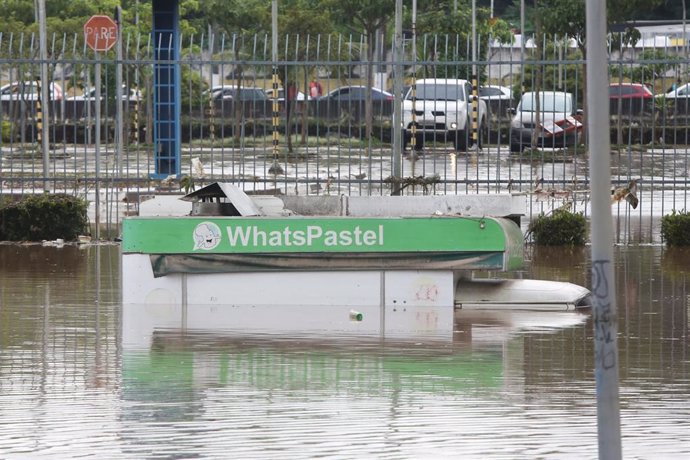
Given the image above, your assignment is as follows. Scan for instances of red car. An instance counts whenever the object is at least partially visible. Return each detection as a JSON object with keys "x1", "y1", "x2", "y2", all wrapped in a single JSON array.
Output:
[
  {"x1": 609, "y1": 83, "x2": 654, "y2": 99},
  {"x1": 609, "y1": 83, "x2": 654, "y2": 115}
]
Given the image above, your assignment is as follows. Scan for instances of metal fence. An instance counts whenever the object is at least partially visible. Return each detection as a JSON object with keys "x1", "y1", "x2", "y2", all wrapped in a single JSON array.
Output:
[{"x1": 1, "y1": 31, "x2": 689, "y2": 243}]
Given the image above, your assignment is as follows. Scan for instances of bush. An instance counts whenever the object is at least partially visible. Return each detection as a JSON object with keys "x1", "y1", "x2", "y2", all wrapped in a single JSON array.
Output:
[
  {"x1": 1, "y1": 120, "x2": 11, "y2": 143},
  {"x1": 0, "y1": 193, "x2": 89, "y2": 241},
  {"x1": 528, "y1": 209, "x2": 587, "y2": 246},
  {"x1": 661, "y1": 210, "x2": 690, "y2": 246}
]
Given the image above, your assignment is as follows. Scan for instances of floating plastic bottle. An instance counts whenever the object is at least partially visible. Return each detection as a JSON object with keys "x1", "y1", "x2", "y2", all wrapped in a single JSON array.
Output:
[{"x1": 349, "y1": 310, "x2": 363, "y2": 321}]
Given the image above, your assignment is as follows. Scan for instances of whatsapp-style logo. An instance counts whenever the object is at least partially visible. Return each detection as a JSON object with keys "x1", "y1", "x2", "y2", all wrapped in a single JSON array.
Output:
[{"x1": 193, "y1": 222, "x2": 222, "y2": 250}]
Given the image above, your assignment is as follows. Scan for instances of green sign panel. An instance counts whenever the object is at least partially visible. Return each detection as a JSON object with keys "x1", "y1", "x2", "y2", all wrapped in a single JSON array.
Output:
[{"x1": 122, "y1": 216, "x2": 519, "y2": 257}]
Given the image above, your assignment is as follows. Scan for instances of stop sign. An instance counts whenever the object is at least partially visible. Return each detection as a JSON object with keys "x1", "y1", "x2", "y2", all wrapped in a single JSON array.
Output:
[{"x1": 84, "y1": 15, "x2": 118, "y2": 52}]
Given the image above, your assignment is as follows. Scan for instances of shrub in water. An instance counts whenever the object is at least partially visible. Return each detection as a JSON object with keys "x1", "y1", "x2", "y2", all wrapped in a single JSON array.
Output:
[
  {"x1": 0, "y1": 193, "x2": 88, "y2": 241},
  {"x1": 661, "y1": 210, "x2": 690, "y2": 246},
  {"x1": 528, "y1": 209, "x2": 587, "y2": 246}
]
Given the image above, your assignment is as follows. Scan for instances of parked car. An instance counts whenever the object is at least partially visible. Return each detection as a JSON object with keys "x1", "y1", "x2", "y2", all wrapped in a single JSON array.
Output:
[
  {"x1": 402, "y1": 78, "x2": 488, "y2": 152},
  {"x1": 265, "y1": 88, "x2": 309, "y2": 102},
  {"x1": 609, "y1": 82, "x2": 654, "y2": 100},
  {"x1": 479, "y1": 84, "x2": 514, "y2": 121},
  {"x1": 314, "y1": 85, "x2": 394, "y2": 122},
  {"x1": 479, "y1": 85, "x2": 513, "y2": 102},
  {"x1": 609, "y1": 82, "x2": 654, "y2": 117},
  {"x1": 509, "y1": 91, "x2": 582, "y2": 153},
  {"x1": 0, "y1": 81, "x2": 63, "y2": 101},
  {"x1": 656, "y1": 82, "x2": 690, "y2": 115},
  {"x1": 69, "y1": 85, "x2": 141, "y2": 102},
  {"x1": 318, "y1": 85, "x2": 393, "y2": 103},
  {"x1": 658, "y1": 82, "x2": 690, "y2": 100},
  {"x1": 212, "y1": 86, "x2": 268, "y2": 102}
]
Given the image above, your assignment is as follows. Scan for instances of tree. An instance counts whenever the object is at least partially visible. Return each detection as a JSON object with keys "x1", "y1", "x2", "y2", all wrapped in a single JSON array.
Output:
[
  {"x1": 413, "y1": 0, "x2": 513, "y2": 82},
  {"x1": 537, "y1": 0, "x2": 665, "y2": 57},
  {"x1": 533, "y1": 0, "x2": 664, "y2": 144},
  {"x1": 274, "y1": 0, "x2": 333, "y2": 152},
  {"x1": 202, "y1": 0, "x2": 269, "y2": 143},
  {"x1": 322, "y1": 0, "x2": 393, "y2": 156}
]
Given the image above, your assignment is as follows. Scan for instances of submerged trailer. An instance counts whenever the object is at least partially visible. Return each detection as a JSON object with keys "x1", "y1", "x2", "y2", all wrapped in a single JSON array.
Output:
[{"x1": 121, "y1": 185, "x2": 589, "y2": 344}]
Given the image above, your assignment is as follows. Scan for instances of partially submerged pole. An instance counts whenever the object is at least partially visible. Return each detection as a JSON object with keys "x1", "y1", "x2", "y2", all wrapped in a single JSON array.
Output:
[
  {"x1": 391, "y1": 0, "x2": 403, "y2": 195},
  {"x1": 585, "y1": 0, "x2": 622, "y2": 458},
  {"x1": 115, "y1": 6, "x2": 124, "y2": 177},
  {"x1": 37, "y1": 0, "x2": 50, "y2": 189}
]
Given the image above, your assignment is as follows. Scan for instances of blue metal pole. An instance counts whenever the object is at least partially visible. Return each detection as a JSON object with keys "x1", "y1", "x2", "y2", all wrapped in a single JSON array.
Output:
[{"x1": 151, "y1": 0, "x2": 181, "y2": 178}]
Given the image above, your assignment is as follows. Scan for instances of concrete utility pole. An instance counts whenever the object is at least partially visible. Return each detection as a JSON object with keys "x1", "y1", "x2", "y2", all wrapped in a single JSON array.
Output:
[
  {"x1": 391, "y1": 0, "x2": 403, "y2": 194},
  {"x1": 683, "y1": 0, "x2": 687, "y2": 78},
  {"x1": 36, "y1": 0, "x2": 50, "y2": 187},
  {"x1": 520, "y1": 0, "x2": 525, "y2": 91},
  {"x1": 471, "y1": 0, "x2": 478, "y2": 148},
  {"x1": 115, "y1": 6, "x2": 124, "y2": 176},
  {"x1": 585, "y1": 0, "x2": 622, "y2": 458}
]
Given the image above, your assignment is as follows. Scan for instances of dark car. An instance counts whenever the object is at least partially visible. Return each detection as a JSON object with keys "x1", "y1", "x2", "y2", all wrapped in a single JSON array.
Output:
[
  {"x1": 315, "y1": 85, "x2": 394, "y2": 120},
  {"x1": 318, "y1": 85, "x2": 394, "y2": 102},
  {"x1": 212, "y1": 86, "x2": 268, "y2": 102},
  {"x1": 211, "y1": 86, "x2": 269, "y2": 118},
  {"x1": 479, "y1": 85, "x2": 514, "y2": 121},
  {"x1": 609, "y1": 83, "x2": 654, "y2": 116}
]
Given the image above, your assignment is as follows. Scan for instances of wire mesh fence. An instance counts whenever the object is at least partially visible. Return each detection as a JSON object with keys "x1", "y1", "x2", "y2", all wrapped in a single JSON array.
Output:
[{"x1": 0, "y1": 31, "x2": 689, "y2": 243}]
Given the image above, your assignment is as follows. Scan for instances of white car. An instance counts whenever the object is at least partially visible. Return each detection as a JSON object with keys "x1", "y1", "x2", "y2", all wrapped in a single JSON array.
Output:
[
  {"x1": 658, "y1": 82, "x2": 690, "y2": 100},
  {"x1": 509, "y1": 91, "x2": 582, "y2": 152},
  {"x1": 69, "y1": 85, "x2": 141, "y2": 102},
  {"x1": 265, "y1": 88, "x2": 309, "y2": 102},
  {"x1": 402, "y1": 78, "x2": 487, "y2": 151},
  {"x1": 0, "y1": 81, "x2": 63, "y2": 101}
]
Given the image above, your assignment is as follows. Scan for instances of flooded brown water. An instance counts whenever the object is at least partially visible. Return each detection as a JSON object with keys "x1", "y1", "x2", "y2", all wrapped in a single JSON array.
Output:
[{"x1": 0, "y1": 243, "x2": 689, "y2": 459}]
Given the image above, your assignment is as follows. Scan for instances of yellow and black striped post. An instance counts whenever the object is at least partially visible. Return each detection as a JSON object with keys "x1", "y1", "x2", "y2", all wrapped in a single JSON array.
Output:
[
  {"x1": 207, "y1": 90, "x2": 215, "y2": 143},
  {"x1": 271, "y1": 69, "x2": 280, "y2": 157},
  {"x1": 36, "y1": 80, "x2": 43, "y2": 147},
  {"x1": 131, "y1": 99, "x2": 139, "y2": 144},
  {"x1": 471, "y1": 75, "x2": 479, "y2": 147}
]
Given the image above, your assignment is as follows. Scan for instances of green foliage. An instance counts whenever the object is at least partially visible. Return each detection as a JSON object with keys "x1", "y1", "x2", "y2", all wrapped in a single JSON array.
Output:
[
  {"x1": 661, "y1": 210, "x2": 690, "y2": 246},
  {"x1": 535, "y1": 0, "x2": 664, "y2": 52},
  {"x1": 181, "y1": 64, "x2": 208, "y2": 109},
  {"x1": 0, "y1": 194, "x2": 89, "y2": 241},
  {"x1": 1, "y1": 121, "x2": 11, "y2": 143},
  {"x1": 518, "y1": 39, "x2": 584, "y2": 103},
  {"x1": 618, "y1": 49, "x2": 680, "y2": 83},
  {"x1": 528, "y1": 209, "x2": 587, "y2": 246}
]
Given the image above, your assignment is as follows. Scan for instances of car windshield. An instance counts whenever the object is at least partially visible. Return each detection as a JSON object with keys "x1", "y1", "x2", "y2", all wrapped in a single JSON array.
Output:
[
  {"x1": 237, "y1": 88, "x2": 266, "y2": 101},
  {"x1": 520, "y1": 93, "x2": 572, "y2": 112},
  {"x1": 413, "y1": 84, "x2": 465, "y2": 102},
  {"x1": 213, "y1": 87, "x2": 267, "y2": 101},
  {"x1": 2, "y1": 83, "x2": 37, "y2": 95}
]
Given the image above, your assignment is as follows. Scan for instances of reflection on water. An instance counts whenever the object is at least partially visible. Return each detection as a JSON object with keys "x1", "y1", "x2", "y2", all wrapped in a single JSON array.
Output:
[{"x1": 0, "y1": 244, "x2": 689, "y2": 458}]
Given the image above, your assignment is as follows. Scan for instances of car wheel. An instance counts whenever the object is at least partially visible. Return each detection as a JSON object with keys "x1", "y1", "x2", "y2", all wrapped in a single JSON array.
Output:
[
  {"x1": 510, "y1": 141, "x2": 523, "y2": 153},
  {"x1": 453, "y1": 130, "x2": 468, "y2": 152},
  {"x1": 413, "y1": 135, "x2": 424, "y2": 151},
  {"x1": 478, "y1": 121, "x2": 488, "y2": 149}
]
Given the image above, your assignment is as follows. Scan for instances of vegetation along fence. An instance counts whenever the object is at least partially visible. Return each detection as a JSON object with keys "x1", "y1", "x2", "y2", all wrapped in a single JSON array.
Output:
[{"x1": 1, "y1": 31, "x2": 689, "y2": 243}]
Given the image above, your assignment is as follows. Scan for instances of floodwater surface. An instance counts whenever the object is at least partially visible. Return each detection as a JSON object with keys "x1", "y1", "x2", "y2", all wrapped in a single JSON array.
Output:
[{"x1": 0, "y1": 244, "x2": 689, "y2": 459}]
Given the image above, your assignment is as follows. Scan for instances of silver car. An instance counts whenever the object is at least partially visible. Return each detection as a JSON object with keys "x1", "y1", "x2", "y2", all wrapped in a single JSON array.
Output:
[{"x1": 509, "y1": 91, "x2": 582, "y2": 153}]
